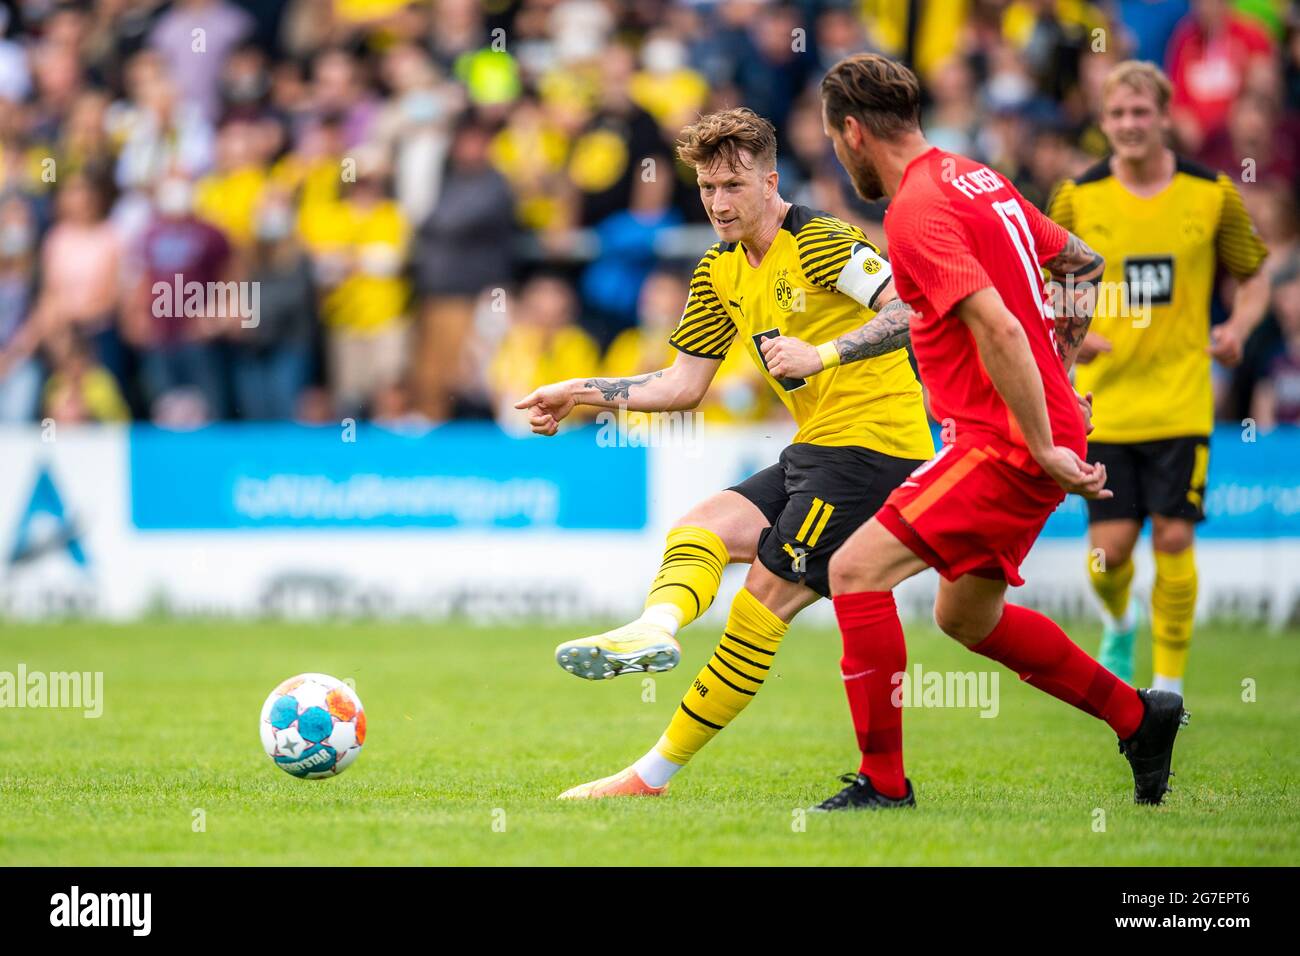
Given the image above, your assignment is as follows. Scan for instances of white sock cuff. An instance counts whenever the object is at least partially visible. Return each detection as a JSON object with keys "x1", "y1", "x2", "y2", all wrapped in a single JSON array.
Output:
[
  {"x1": 633, "y1": 748, "x2": 684, "y2": 789},
  {"x1": 639, "y1": 604, "x2": 682, "y2": 637}
]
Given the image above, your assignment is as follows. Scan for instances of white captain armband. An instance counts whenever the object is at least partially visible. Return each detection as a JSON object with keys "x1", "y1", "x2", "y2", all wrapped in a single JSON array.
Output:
[{"x1": 835, "y1": 242, "x2": 893, "y2": 311}]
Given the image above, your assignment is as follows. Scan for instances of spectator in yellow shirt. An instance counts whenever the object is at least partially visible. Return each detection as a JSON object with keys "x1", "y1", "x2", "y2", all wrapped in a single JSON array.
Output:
[
  {"x1": 301, "y1": 148, "x2": 410, "y2": 416},
  {"x1": 193, "y1": 117, "x2": 271, "y2": 248},
  {"x1": 274, "y1": 116, "x2": 348, "y2": 218},
  {"x1": 488, "y1": 96, "x2": 574, "y2": 232},
  {"x1": 42, "y1": 328, "x2": 131, "y2": 424}
]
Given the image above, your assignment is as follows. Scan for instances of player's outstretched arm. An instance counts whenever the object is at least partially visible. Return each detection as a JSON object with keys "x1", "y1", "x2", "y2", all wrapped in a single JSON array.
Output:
[
  {"x1": 513, "y1": 352, "x2": 722, "y2": 436},
  {"x1": 1042, "y1": 233, "x2": 1105, "y2": 369},
  {"x1": 760, "y1": 283, "x2": 913, "y2": 380},
  {"x1": 957, "y1": 287, "x2": 1111, "y2": 500}
]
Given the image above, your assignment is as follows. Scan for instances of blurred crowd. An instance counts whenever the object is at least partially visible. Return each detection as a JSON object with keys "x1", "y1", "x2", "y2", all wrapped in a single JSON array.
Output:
[{"x1": 0, "y1": 0, "x2": 1296, "y2": 430}]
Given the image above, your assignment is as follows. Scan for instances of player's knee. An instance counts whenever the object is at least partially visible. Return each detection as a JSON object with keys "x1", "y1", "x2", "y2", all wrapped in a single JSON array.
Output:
[
  {"x1": 933, "y1": 603, "x2": 965, "y2": 642},
  {"x1": 1106, "y1": 544, "x2": 1135, "y2": 569},
  {"x1": 670, "y1": 508, "x2": 707, "y2": 531},
  {"x1": 1089, "y1": 540, "x2": 1133, "y2": 572},
  {"x1": 934, "y1": 600, "x2": 999, "y2": 647},
  {"x1": 740, "y1": 562, "x2": 784, "y2": 608},
  {"x1": 827, "y1": 546, "x2": 861, "y2": 595},
  {"x1": 1090, "y1": 522, "x2": 1140, "y2": 569},
  {"x1": 743, "y1": 562, "x2": 815, "y2": 622},
  {"x1": 668, "y1": 510, "x2": 728, "y2": 557},
  {"x1": 671, "y1": 497, "x2": 764, "y2": 564},
  {"x1": 1151, "y1": 520, "x2": 1194, "y2": 555}
]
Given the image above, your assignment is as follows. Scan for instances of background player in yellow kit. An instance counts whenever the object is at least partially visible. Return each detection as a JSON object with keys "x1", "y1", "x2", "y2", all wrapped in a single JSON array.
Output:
[
  {"x1": 514, "y1": 107, "x2": 934, "y2": 798},
  {"x1": 1048, "y1": 62, "x2": 1269, "y2": 695}
]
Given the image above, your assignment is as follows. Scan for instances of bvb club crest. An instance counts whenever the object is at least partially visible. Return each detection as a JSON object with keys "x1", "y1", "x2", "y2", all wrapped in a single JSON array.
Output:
[{"x1": 774, "y1": 275, "x2": 795, "y2": 310}]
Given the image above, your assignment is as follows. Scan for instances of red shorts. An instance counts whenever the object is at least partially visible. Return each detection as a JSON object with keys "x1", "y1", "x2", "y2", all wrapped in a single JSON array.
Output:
[{"x1": 876, "y1": 438, "x2": 1066, "y2": 587}]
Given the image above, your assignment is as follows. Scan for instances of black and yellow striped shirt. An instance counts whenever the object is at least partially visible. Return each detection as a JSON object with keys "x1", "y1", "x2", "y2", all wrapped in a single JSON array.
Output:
[
  {"x1": 669, "y1": 204, "x2": 933, "y2": 457},
  {"x1": 1047, "y1": 156, "x2": 1267, "y2": 442}
]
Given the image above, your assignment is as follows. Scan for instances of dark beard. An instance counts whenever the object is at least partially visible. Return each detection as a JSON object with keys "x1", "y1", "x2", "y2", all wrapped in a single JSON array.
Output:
[{"x1": 848, "y1": 157, "x2": 884, "y2": 202}]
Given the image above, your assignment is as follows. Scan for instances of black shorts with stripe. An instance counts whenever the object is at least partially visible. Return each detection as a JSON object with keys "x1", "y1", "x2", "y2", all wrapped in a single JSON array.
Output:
[
  {"x1": 1085, "y1": 436, "x2": 1210, "y2": 525},
  {"x1": 729, "y1": 443, "x2": 925, "y2": 598}
]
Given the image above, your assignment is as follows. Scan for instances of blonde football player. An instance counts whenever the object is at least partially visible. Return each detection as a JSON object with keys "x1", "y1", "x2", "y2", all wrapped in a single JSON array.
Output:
[
  {"x1": 1048, "y1": 62, "x2": 1269, "y2": 694},
  {"x1": 515, "y1": 108, "x2": 934, "y2": 798}
]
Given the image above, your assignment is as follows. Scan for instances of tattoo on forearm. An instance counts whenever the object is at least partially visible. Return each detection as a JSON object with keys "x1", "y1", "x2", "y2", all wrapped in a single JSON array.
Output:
[
  {"x1": 1044, "y1": 233, "x2": 1104, "y2": 363},
  {"x1": 834, "y1": 298, "x2": 913, "y2": 364},
  {"x1": 1043, "y1": 234, "x2": 1104, "y2": 280},
  {"x1": 1053, "y1": 310, "x2": 1092, "y2": 363},
  {"x1": 583, "y1": 371, "x2": 664, "y2": 402}
]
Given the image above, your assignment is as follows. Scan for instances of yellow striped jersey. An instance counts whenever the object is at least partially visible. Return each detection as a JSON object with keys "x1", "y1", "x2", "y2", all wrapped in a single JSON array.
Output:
[
  {"x1": 668, "y1": 204, "x2": 933, "y2": 458},
  {"x1": 1048, "y1": 156, "x2": 1267, "y2": 443}
]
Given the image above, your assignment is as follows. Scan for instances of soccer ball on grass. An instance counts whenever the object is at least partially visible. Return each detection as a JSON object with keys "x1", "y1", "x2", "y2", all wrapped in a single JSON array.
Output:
[{"x1": 260, "y1": 673, "x2": 366, "y2": 779}]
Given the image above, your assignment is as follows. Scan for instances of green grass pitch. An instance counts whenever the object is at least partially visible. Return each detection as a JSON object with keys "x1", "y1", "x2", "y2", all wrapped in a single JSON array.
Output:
[{"x1": 1, "y1": 618, "x2": 1296, "y2": 865}]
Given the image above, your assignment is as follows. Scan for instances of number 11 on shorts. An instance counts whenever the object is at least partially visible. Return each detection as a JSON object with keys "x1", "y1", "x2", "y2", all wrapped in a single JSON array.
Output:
[{"x1": 796, "y1": 498, "x2": 836, "y2": 548}]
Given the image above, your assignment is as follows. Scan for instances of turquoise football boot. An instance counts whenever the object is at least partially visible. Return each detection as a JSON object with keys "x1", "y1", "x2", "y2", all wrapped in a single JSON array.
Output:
[{"x1": 1099, "y1": 600, "x2": 1138, "y2": 684}]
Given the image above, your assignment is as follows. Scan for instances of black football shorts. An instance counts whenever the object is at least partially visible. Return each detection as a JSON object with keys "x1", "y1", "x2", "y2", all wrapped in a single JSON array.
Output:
[
  {"x1": 729, "y1": 442, "x2": 925, "y2": 598},
  {"x1": 1085, "y1": 436, "x2": 1210, "y2": 525}
]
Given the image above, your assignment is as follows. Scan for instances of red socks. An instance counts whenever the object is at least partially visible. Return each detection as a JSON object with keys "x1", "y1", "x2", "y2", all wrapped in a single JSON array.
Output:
[
  {"x1": 833, "y1": 590, "x2": 908, "y2": 798},
  {"x1": 971, "y1": 604, "x2": 1143, "y2": 739},
  {"x1": 834, "y1": 595, "x2": 1145, "y2": 796}
]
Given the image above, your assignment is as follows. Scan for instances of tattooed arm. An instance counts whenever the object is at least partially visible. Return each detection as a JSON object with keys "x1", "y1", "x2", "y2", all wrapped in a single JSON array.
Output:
[
  {"x1": 578, "y1": 371, "x2": 663, "y2": 402},
  {"x1": 760, "y1": 283, "x2": 914, "y2": 380},
  {"x1": 1042, "y1": 232, "x2": 1105, "y2": 370},
  {"x1": 830, "y1": 295, "x2": 914, "y2": 363},
  {"x1": 571, "y1": 357, "x2": 720, "y2": 409},
  {"x1": 513, "y1": 353, "x2": 721, "y2": 436}
]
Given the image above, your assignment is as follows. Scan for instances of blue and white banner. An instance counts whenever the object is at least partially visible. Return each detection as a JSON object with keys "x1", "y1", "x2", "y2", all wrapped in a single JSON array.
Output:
[
  {"x1": 129, "y1": 424, "x2": 647, "y2": 531},
  {"x1": 0, "y1": 423, "x2": 1298, "y2": 624}
]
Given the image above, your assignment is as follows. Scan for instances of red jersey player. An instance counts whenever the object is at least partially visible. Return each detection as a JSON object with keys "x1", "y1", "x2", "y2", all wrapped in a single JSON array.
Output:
[{"x1": 802, "y1": 54, "x2": 1188, "y2": 811}]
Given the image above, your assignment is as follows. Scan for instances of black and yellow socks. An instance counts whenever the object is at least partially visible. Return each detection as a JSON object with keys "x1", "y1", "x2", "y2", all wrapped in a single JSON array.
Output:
[
  {"x1": 639, "y1": 526, "x2": 729, "y2": 633},
  {"x1": 1089, "y1": 552, "x2": 1135, "y2": 625},
  {"x1": 1151, "y1": 547, "x2": 1197, "y2": 694},
  {"x1": 633, "y1": 588, "x2": 787, "y2": 787}
]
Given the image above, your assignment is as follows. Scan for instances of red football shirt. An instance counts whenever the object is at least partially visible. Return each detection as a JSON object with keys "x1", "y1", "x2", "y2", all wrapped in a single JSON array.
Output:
[{"x1": 885, "y1": 147, "x2": 1086, "y2": 465}]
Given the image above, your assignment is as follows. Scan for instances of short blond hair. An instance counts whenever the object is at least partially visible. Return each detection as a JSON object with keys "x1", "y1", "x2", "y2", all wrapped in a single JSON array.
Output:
[
  {"x1": 676, "y1": 108, "x2": 777, "y2": 172},
  {"x1": 1102, "y1": 61, "x2": 1172, "y2": 111}
]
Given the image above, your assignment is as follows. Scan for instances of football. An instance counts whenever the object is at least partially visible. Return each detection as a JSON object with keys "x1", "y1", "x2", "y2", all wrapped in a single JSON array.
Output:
[{"x1": 259, "y1": 673, "x2": 366, "y2": 779}]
